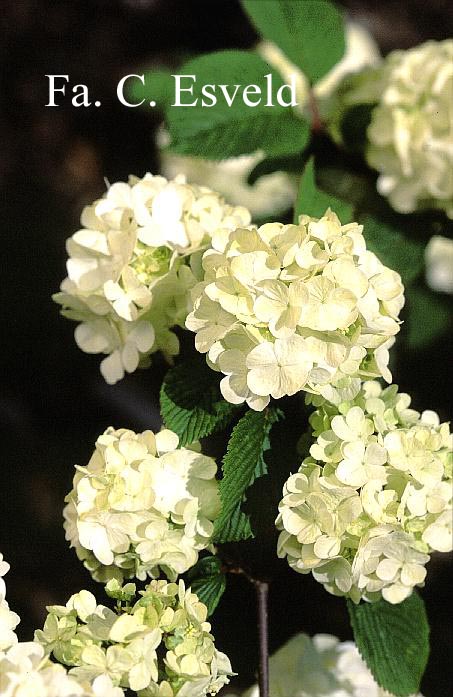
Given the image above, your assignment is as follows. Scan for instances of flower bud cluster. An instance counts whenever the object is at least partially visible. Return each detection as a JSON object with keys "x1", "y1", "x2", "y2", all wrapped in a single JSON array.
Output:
[
  {"x1": 35, "y1": 581, "x2": 233, "y2": 696},
  {"x1": 64, "y1": 428, "x2": 220, "y2": 583},
  {"x1": 277, "y1": 381, "x2": 452, "y2": 603},
  {"x1": 54, "y1": 173, "x2": 251, "y2": 384},
  {"x1": 186, "y1": 210, "x2": 404, "y2": 411},
  {"x1": 365, "y1": 40, "x2": 453, "y2": 218}
]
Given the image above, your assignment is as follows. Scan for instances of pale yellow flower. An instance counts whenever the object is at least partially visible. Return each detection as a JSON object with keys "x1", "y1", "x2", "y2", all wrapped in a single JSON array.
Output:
[
  {"x1": 277, "y1": 382, "x2": 452, "y2": 602},
  {"x1": 55, "y1": 174, "x2": 251, "y2": 382},
  {"x1": 187, "y1": 211, "x2": 404, "y2": 409},
  {"x1": 63, "y1": 428, "x2": 220, "y2": 583},
  {"x1": 364, "y1": 40, "x2": 453, "y2": 217}
]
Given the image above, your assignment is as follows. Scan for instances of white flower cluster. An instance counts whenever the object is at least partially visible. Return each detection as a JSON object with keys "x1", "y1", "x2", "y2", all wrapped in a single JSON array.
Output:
[
  {"x1": 0, "y1": 554, "x2": 20, "y2": 652},
  {"x1": 365, "y1": 40, "x2": 453, "y2": 218},
  {"x1": 54, "y1": 173, "x2": 251, "y2": 384},
  {"x1": 0, "y1": 555, "x2": 122, "y2": 697},
  {"x1": 186, "y1": 209, "x2": 404, "y2": 411},
  {"x1": 64, "y1": 427, "x2": 220, "y2": 583},
  {"x1": 277, "y1": 381, "x2": 452, "y2": 603},
  {"x1": 0, "y1": 643, "x2": 123, "y2": 697},
  {"x1": 244, "y1": 632, "x2": 423, "y2": 697},
  {"x1": 35, "y1": 581, "x2": 233, "y2": 697}
]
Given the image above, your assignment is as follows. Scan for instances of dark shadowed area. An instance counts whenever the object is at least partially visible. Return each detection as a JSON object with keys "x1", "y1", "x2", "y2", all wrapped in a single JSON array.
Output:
[{"x1": 0, "y1": 1, "x2": 452, "y2": 694}]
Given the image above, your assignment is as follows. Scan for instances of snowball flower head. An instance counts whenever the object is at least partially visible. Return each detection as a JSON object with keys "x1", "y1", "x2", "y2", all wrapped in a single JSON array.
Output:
[
  {"x1": 54, "y1": 173, "x2": 251, "y2": 384},
  {"x1": 244, "y1": 632, "x2": 423, "y2": 697},
  {"x1": 277, "y1": 381, "x2": 452, "y2": 603},
  {"x1": 187, "y1": 210, "x2": 404, "y2": 411},
  {"x1": 365, "y1": 40, "x2": 453, "y2": 218},
  {"x1": 35, "y1": 581, "x2": 233, "y2": 696},
  {"x1": 63, "y1": 427, "x2": 220, "y2": 582}
]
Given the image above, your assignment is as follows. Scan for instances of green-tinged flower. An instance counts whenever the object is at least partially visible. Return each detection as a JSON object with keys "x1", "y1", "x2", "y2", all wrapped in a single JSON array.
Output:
[
  {"x1": 63, "y1": 427, "x2": 220, "y2": 583},
  {"x1": 187, "y1": 211, "x2": 404, "y2": 410},
  {"x1": 35, "y1": 581, "x2": 233, "y2": 697},
  {"x1": 244, "y1": 632, "x2": 423, "y2": 697},
  {"x1": 54, "y1": 173, "x2": 251, "y2": 384},
  {"x1": 277, "y1": 381, "x2": 452, "y2": 603}
]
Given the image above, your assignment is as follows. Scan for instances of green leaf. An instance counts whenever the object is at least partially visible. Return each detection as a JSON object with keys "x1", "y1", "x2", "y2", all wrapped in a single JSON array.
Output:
[
  {"x1": 347, "y1": 592, "x2": 430, "y2": 696},
  {"x1": 295, "y1": 158, "x2": 353, "y2": 223},
  {"x1": 166, "y1": 50, "x2": 310, "y2": 159},
  {"x1": 127, "y1": 69, "x2": 174, "y2": 110},
  {"x1": 404, "y1": 286, "x2": 451, "y2": 349},
  {"x1": 187, "y1": 556, "x2": 226, "y2": 616},
  {"x1": 213, "y1": 407, "x2": 283, "y2": 544},
  {"x1": 241, "y1": 0, "x2": 346, "y2": 83},
  {"x1": 362, "y1": 216, "x2": 425, "y2": 286},
  {"x1": 160, "y1": 356, "x2": 238, "y2": 446}
]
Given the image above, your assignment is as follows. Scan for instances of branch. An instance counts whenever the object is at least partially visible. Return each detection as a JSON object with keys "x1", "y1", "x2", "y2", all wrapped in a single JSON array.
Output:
[
  {"x1": 254, "y1": 579, "x2": 270, "y2": 697},
  {"x1": 223, "y1": 562, "x2": 270, "y2": 696}
]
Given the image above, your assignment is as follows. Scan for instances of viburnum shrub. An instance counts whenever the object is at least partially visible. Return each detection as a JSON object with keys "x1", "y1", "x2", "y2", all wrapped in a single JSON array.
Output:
[{"x1": 5, "y1": 2, "x2": 452, "y2": 697}]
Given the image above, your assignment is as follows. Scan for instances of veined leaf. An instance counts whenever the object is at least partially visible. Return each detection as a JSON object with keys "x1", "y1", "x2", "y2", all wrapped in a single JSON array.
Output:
[
  {"x1": 241, "y1": 0, "x2": 346, "y2": 83},
  {"x1": 188, "y1": 556, "x2": 226, "y2": 616},
  {"x1": 160, "y1": 356, "x2": 238, "y2": 446},
  {"x1": 295, "y1": 158, "x2": 353, "y2": 223},
  {"x1": 166, "y1": 50, "x2": 309, "y2": 159},
  {"x1": 213, "y1": 407, "x2": 283, "y2": 543},
  {"x1": 347, "y1": 592, "x2": 430, "y2": 697}
]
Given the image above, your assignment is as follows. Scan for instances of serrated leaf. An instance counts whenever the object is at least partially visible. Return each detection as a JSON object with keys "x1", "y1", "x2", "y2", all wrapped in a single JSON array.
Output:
[
  {"x1": 127, "y1": 69, "x2": 174, "y2": 110},
  {"x1": 295, "y1": 158, "x2": 353, "y2": 223},
  {"x1": 213, "y1": 407, "x2": 283, "y2": 544},
  {"x1": 362, "y1": 216, "x2": 424, "y2": 286},
  {"x1": 241, "y1": 0, "x2": 346, "y2": 83},
  {"x1": 404, "y1": 286, "x2": 451, "y2": 349},
  {"x1": 347, "y1": 592, "x2": 430, "y2": 697},
  {"x1": 166, "y1": 50, "x2": 310, "y2": 160},
  {"x1": 187, "y1": 556, "x2": 226, "y2": 616},
  {"x1": 160, "y1": 356, "x2": 237, "y2": 446}
]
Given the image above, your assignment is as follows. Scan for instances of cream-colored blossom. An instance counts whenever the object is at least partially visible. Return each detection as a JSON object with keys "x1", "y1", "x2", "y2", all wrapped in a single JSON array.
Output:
[
  {"x1": 425, "y1": 235, "x2": 453, "y2": 294},
  {"x1": 361, "y1": 40, "x2": 453, "y2": 217},
  {"x1": 54, "y1": 173, "x2": 251, "y2": 383},
  {"x1": 35, "y1": 581, "x2": 232, "y2": 697},
  {"x1": 277, "y1": 381, "x2": 452, "y2": 602},
  {"x1": 244, "y1": 632, "x2": 422, "y2": 697},
  {"x1": 187, "y1": 211, "x2": 404, "y2": 409},
  {"x1": 63, "y1": 427, "x2": 220, "y2": 583},
  {"x1": 0, "y1": 555, "x2": 20, "y2": 652},
  {"x1": 0, "y1": 640, "x2": 125, "y2": 697}
]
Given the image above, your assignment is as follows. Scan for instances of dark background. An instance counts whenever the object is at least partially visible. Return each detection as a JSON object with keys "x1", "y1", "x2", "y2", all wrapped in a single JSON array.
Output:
[{"x1": 0, "y1": 1, "x2": 452, "y2": 694}]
